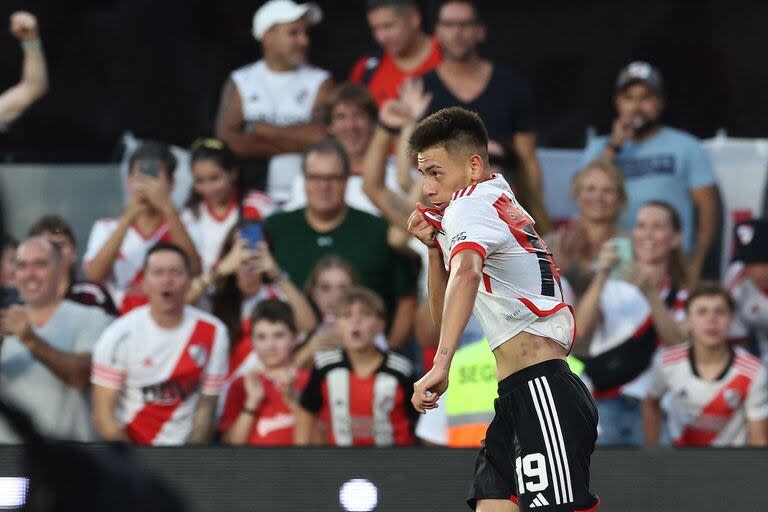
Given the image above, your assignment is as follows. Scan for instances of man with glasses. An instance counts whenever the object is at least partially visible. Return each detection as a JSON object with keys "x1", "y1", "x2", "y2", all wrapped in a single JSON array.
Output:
[
  {"x1": 265, "y1": 139, "x2": 417, "y2": 349},
  {"x1": 421, "y1": 0, "x2": 544, "y2": 195}
]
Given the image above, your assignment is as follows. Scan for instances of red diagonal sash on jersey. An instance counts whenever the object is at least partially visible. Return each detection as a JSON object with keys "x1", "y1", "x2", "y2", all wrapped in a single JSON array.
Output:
[
  {"x1": 676, "y1": 374, "x2": 750, "y2": 446},
  {"x1": 125, "y1": 319, "x2": 216, "y2": 445}
]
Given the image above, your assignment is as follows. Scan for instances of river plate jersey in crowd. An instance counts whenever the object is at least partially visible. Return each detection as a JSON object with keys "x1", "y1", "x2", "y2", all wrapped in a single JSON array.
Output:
[
  {"x1": 648, "y1": 344, "x2": 768, "y2": 446},
  {"x1": 422, "y1": 174, "x2": 575, "y2": 352},
  {"x1": 91, "y1": 305, "x2": 229, "y2": 445}
]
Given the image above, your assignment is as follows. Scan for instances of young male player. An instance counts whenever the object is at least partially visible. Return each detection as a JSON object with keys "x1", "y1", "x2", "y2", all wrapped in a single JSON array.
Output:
[{"x1": 406, "y1": 106, "x2": 600, "y2": 511}]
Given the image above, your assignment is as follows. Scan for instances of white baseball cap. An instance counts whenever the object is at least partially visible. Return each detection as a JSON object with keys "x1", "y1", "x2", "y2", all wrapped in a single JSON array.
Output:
[{"x1": 252, "y1": 0, "x2": 323, "y2": 41}]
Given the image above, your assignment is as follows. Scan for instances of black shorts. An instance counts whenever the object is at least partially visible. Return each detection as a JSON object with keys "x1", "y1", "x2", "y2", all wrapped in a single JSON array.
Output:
[{"x1": 467, "y1": 359, "x2": 600, "y2": 511}]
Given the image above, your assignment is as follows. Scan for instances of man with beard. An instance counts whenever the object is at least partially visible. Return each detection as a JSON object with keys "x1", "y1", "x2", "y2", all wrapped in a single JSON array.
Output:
[
  {"x1": 583, "y1": 61, "x2": 719, "y2": 281},
  {"x1": 421, "y1": 1, "x2": 544, "y2": 197}
]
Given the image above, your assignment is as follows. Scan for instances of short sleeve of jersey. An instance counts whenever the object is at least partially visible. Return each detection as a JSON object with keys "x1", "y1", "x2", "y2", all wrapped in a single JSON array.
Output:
[
  {"x1": 83, "y1": 219, "x2": 114, "y2": 266},
  {"x1": 74, "y1": 307, "x2": 113, "y2": 353},
  {"x1": 299, "y1": 365, "x2": 325, "y2": 414},
  {"x1": 646, "y1": 352, "x2": 668, "y2": 399},
  {"x1": 201, "y1": 322, "x2": 230, "y2": 396},
  {"x1": 685, "y1": 141, "x2": 717, "y2": 190},
  {"x1": 746, "y1": 367, "x2": 768, "y2": 421},
  {"x1": 442, "y1": 197, "x2": 505, "y2": 267},
  {"x1": 91, "y1": 320, "x2": 129, "y2": 390},
  {"x1": 219, "y1": 376, "x2": 247, "y2": 433}
]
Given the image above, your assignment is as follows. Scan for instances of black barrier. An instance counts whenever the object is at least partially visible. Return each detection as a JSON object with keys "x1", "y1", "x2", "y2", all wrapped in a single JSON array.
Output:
[{"x1": 0, "y1": 446, "x2": 766, "y2": 511}]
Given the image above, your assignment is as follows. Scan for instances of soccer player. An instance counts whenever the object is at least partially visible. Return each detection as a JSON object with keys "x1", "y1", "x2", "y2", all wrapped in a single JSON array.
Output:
[
  {"x1": 407, "y1": 107, "x2": 599, "y2": 511},
  {"x1": 643, "y1": 282, "x2": 768, "y2": 447}
]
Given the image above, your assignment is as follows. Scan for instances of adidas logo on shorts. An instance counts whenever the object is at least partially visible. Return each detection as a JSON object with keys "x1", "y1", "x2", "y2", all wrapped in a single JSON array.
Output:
[{"x1": 529, "y1": 492, "x2": 550, "y2": 508}]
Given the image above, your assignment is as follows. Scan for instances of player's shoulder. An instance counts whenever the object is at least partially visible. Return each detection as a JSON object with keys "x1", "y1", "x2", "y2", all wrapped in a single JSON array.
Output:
[
  {"x1": 314, "y1": 347, "x2": 346, "y2": 372},
  {"x1": 658, "y1": 126, "x2": 702, "y2": 146},
  {"x1": 659, "y1": 343, "x2": 691, "y2": 368},
  {"x1": 733, "y1": 347, "x2": 764, "y2": 378},
  {"x1": 297, "y1": 63, "x2": 331, "y2": 82},
  {"x1": 382, "y1": 351, "x2": 414, "y2": 378}
]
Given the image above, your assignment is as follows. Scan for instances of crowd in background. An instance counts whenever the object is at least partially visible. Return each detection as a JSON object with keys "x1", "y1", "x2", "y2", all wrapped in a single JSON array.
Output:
[{"x1": 0, "y1": 0, "x2": 767, "y2": 450}]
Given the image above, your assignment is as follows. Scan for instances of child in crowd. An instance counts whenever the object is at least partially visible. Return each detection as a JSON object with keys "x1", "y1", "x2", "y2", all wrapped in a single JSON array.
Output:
[
  {"x1": 643, "y1": 282, "x2": 768, "y2": 447},
  {"x1": 295, "y1": 287, "x2": 417, "y2": 446},
  {"x1": 220, "y1": 300, "x2": 309, "y2": 446}
]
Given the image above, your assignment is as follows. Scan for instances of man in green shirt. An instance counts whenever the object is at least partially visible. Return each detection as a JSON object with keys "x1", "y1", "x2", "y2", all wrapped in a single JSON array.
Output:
[{"x1": 266, "y1": 139, "x2": 417, "y2": 349}]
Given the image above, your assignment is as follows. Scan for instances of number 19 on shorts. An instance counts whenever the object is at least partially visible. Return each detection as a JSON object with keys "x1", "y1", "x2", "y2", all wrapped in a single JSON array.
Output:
[{"x1": 515, "y1": 453, "x2": 548, "y2": 494}]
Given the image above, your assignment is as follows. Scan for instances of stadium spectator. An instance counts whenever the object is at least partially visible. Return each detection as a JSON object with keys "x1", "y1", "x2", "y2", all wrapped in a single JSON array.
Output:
[
  {"x1": 350, "y1": 0, "x2": 441, "y2": 106},
  {"x1": 293, "y1": 255, "x2": 358, "y2": 369},
  {"x1": 582, "y1": 61, "x2": 718, "y2": 282},
  {"x1": 265, "y1": 139, "x2": 417, "y2": 349},
  {"x1": 726, "y1": 219, "x2": 768, "y2": 365},
  {"x1": 644, "y1": 282, "x2": 768, "y2": 447},
  {"x1": 0, "y1": 238, "x2": 111, "y2": 443},
  {"x1": 215, "y1": 0, "x2": 332, "y2": 199},
  {"x1": 181, "y1": 138, "x2": 275, "y2": 273},
  {"x1": 576, "y1": 201, "x2": 688, "y2": 445},
  {"x1": 0, "y1": 12, "x2": 48, "y2": 131},
  {"x1": 295, "y1": 287, "x2": 417, "y2": 446},
  {"x1": 220, "y1": 300, "x2": 309, "y2": 445},
  {"x1": 422, "y1": 0, "x2": 543, "y2": 193},
  {"x1": 547, "y1": 161, "x2": 629, "y2": 297},
  {"x1": 91, "y1": 243, "x2": 228, "y2": 445},
  {"x1": 84, "y1": 141, "x2": 202, "y2": 315},
  {"x1": 190, "y1": 225, "x2": 316, "y2": 380},
  {"x1": 285, "y1": 83, "x2": 405, "y2": 215},
  {"x1": 1, "y1": 234, "x2": 18, "y2": 290},
  {"x1": 28, "y1": 215, "x2": 117, "y2": 316}
]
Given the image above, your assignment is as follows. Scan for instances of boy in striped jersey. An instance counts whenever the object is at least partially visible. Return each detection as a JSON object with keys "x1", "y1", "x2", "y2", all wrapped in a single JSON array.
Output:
[
  {"x1": 644, "y1": 282, "x2": 768, "y2": 447},
  {"x1": 406, "y1": 107, "x2": 599, "y2": 511},
  {"x1": 295, "y1": 287, "x2": 417, "y2": 446}
]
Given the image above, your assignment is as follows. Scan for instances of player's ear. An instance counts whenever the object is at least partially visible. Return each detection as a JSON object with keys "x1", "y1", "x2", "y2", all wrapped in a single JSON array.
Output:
[{"x1": 468, "y1": 154, "x2": 485, "y2": 182}]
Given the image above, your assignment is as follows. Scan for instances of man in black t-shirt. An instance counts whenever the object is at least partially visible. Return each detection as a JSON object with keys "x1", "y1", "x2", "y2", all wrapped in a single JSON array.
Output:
[{"x1": 422, "y1": 1, "x2": 543, "y2": 194}]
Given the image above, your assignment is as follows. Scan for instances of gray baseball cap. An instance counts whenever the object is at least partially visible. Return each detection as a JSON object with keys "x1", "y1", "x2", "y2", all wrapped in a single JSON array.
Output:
[{"x1": 615, "y1": 61, "x2": 664, "y2": 93}]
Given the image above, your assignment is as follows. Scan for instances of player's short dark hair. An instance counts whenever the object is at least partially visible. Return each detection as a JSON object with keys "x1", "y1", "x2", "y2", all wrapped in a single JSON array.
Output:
[
  {"x1": 28, "y1": 215, "x2": 77, "y2": 247},
  {"x1": 301, "y1": 138, "x2": 350, "y2": 178},
  {"x1": 409, "y1": 106, "x2": 489, "y2": 162},
  {"x1": 144, "y1": 242, "x2": 191, "y2": 273},
  {"x1": 686, "y1": 281, "x2": 735, "y2": 313},
  {"x1": 336, "y1": 286, "x2": 386, "y2": 319},
  {"x1": 366, "y1": 0, "x2": 418, "y2": 15},
  {"x1": 129, "y1": 140, "x2": 178, "y2": 179},
  {"x1": 250, "y1": 299, "x2": 298, "y2": 335}
]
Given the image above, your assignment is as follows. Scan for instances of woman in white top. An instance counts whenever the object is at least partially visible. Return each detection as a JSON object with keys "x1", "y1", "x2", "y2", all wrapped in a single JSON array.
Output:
[
  {"x1": 182, "y1": 138, "x2": 274, "y2": 273},
  {"x1": 576, "y1": 200, "x2": 688, "y2": 445}
]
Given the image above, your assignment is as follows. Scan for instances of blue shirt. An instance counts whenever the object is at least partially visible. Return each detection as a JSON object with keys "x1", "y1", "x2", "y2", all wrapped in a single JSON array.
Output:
[{"x1": 581, "y1": 126, "x2": 716, "y2": 251}]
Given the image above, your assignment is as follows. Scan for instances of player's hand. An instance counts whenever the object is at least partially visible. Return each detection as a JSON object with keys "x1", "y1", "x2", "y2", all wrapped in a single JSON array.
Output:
[
  {"x1": 407, "y1": 202, "x2": 436, "y2": 248},
  {"x1": 412, "y1": 366, "x2": 449, "y2": 414},
  {"x1": 216, "y1": 237, "x2": 255, "y2": 277},
  {"x1": 135, "y1": 174, "x2": 174, "y2": 216},
  {"x1": 10, "y1": 12, "x2": 39, "y2": 42},
  {"x1": 252, "y1": 241, "x2": 281, "y2": 280}
]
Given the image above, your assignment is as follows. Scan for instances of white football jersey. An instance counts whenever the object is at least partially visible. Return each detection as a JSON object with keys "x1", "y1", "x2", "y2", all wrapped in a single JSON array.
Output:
[
  {"x1": 83, "y1": 219, "x2": 172, "y2": 308},
  {"x1": 231, "y1": 59, "x2": 330, "y2": 203},
  {"x1": 648, "y1": 344, "x2": 768, "y2": 446},
  {"x1": 91, "y1": 305, "x2": 229, "y2": 445},
  {"x1": 426, "y1": 175, "x2": 574, "y2": 352}
]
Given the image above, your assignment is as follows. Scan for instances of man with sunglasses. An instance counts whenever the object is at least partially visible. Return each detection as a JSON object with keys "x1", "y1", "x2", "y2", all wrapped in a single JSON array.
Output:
[{"x1": 265, "y1": 139, "x2": 417, "y2": 350}]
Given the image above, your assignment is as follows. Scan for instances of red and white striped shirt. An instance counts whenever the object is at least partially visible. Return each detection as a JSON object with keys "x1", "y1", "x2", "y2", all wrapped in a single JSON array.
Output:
[
  {"x1": 648, "y1": 344, "x2": 768, "y2": 446},
  {"x1": 91, "y1": 305, "x2": 229, "y2": 445}
]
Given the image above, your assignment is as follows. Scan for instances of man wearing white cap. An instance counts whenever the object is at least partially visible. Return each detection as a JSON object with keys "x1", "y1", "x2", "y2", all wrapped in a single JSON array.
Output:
[{"x1": 215, "y1": 0, "x2": 333, "y2": 203}]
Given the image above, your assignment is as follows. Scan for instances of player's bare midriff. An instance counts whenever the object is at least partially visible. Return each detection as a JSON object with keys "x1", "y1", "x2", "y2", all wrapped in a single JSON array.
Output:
[{"x1": 492, "y1": 331, "x2": 567, "y2": 382}]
